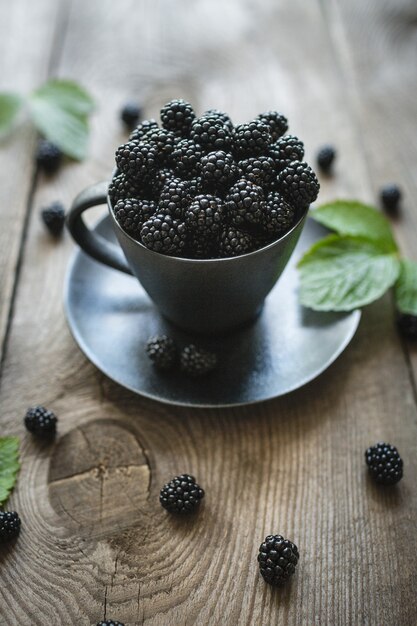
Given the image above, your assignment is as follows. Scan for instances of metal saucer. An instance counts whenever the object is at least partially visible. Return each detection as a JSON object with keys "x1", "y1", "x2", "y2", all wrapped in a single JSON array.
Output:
[{"x1": 64, "y1": 216, "x2": 360, "y2": 407}]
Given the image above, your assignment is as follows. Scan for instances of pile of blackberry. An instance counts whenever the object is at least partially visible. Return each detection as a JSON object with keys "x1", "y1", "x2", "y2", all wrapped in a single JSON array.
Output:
[{"x1": 112, "y1": 100, "x2": 320, "y2": 258}]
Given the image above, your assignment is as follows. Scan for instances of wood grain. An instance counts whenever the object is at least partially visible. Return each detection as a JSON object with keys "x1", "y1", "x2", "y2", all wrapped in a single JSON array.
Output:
[{"x1": 0, "y1": 0, "x2": 416, "y2": 624}]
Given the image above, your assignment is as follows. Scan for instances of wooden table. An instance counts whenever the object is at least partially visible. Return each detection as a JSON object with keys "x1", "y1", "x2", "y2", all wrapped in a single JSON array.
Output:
[{"x1": 1, "y1": 1, "x2": 417, "y2": 624}]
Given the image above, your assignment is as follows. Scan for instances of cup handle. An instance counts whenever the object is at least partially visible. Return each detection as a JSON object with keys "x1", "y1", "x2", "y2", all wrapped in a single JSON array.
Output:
[{"x1": 66, "y1": 181, "x2": 133, "y2": 275}]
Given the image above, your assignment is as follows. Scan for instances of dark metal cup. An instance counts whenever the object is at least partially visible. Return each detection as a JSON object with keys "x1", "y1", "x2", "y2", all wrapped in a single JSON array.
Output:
[{"x1": 67, "y1": 180, "x2": 307, "y2": 334}]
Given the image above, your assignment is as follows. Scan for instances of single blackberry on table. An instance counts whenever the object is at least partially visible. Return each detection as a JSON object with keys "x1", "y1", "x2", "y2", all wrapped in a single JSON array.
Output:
[
  {"x1": 190, "y1": 114, "x2": 234, "y2": 152},
  {"x1": 120, "y1": 102, "x2": 142, "y2": 130},
  {"x1": 233, "y1": 120, "x2": 272, "y2": 158},
  {"x1": 41, "y1": 202, "x2": 66, "y2": 236},
  {"x1": 96, "y1": 621, "x2": 124, "y2": 626},
  {"x1": 256, "y1": 111, "x2": 288, "y2": 141},
  {"x1": 129, "y1": 118, "x2": 159, "y2": 142},
  {"x1": 108, "y1": 173, "x2": 144, "y2": 204},
  {"x1": 225, "y1": 179, "x2": 266, "y2": 226},
  {"x1": 269, "y1": 135, "x2": 305, "y2": 173},
  {"x1": 115, "y1": 141, "x2": 159, "y2": 181},
  {"x1": 145, "y1": 127, "x2": 178, "y2": 165},
  {"x1": 146, "y1": 335, "x2": 177, "y2": 370},
  {"x1": 380, "y1": 184, "x2": 402, "y2": 213},
  {"x1": 203, "y1": 108, "x2": 233, "y2": 128},
  {"x1": 160, "y1": 474, "x2": 205, "y2": 513},
  {"x1": 160, "y1": 99, "x2": 195, "y2": 137},
  {"x1": 238, "y1": 156, "x2": 275, "y2": 187},
  {"x1": 278, "y1": 161, "x2": 320, "y2": 209},
  {"x1": 200, "y1": 150, "x2": 240, "y2": 193},
  {"x1": 24, "y1": 405, "x2": 57, "y2": 437},
  {"x1": 36, "y1": 139, "x2": 62, "y2": 174},
  {"x1": 0, "y1": 511, "x2": 21, "y2": 542},
  {"x1": 184, "y1": 195, "x2": 224, "y2": 236},
  {"x1": 262, "y1": 192, "x2": 296, "y2": 236},
  {"x1": 159, "y1": 177, "x2": 193, "y2": 219},
  {"x1": 258, "y1": 534, "x2": 299, "y2": 586},
  {"x1": 397, "y1": 313, "x2": 417, "y2": 340},
  {"x1": 141, "y1": 213, "x2": 186, "y2": 255},
  {"x1": 115, "y1": 198, "x2": 156, "y2": 239},
  {"x1": 171, "y1": 139, "x2": 204, "y2": 177},
  {"x1": 180, "y1": 345, "x2": 217, "y2": 377},
  {"x1": 365, "y1": 442, "x2": 403, "y2": 485},
  {"x1": 219, "y1": 226, "x2": 257, "y2": 257},
  {"x1": 316, "y1": 144, "x2": 336, "y2": 173}
]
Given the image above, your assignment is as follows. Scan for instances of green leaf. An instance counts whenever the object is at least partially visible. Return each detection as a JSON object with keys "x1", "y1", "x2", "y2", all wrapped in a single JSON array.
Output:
[
  {"x1": 298, "y1": 234, "x2": 400, "y2": 311},
  {"x1": 0, "y1": 436, "x2": 20, "y2": 505},
  {"x1": 28, "y1": 79, "x2": 95, "y2": 160},
  {"x1": 0, "y1": 92, "x2": 23, "y2": 137},
  {"x1": 311, "y1": 200, "x2": 398, "y2": 253},
  {"x1": 395, "y1": 259, "x2": 417, "y2": 315}
]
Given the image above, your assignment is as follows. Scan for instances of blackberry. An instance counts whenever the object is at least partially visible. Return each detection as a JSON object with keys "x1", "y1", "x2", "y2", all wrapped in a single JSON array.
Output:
[
  {"x1": 151, "y1": 168, "x2": 176, "y2": 197},
  {"x1": 96, "y1": 621, "x2": 124, "y2": 626},
  {"x1": 190, "y1": 115, "x2": 234, "y2": 152},
  {"x1": 146, "y1": 335, "x2": 177, "y2": 370},
  {"x1": 238, "y1": 156, "x2": 275, "y2": 187},
  {"x1": 365, "y1": 442, "x2": 403, "y2": 485},
  {"x1": 397, "y1": 313, "x2": 417, "y2": 340},
  {"x1": 269, "y1": 135, "x2": 305, "y2": 173},
  {"x1": 0, "y1": 511, "x2": 21, "y2": 542},
  {"x1": 181, "y1": 344, "x2": 217, "y2": 377},
  {"x1": 185, "y1": 195, "x2": 224, "y2": 236},
  {"x1": 108, "y1": 173, "x2": 142, "y2": 205},
  {"x1": 36, "y1": 139, "x2": 62, "y2": 174},
  {"x1": 233, "y1": 121, "x2": 272, "y2": 158},
  {"x1": 115, "y1": 198, "x2": 156, "y2": 239},
  {"x1": 278, "y1": 161, "x2": 320, "y2": 209},
  {"x1": 24, "y1": 405, "x2": 57, "y2": 437},
  {"x1": 187, "y1": 233, "x2": 219, "y2": 259},
  {"x1": 159, "y1": 177, "x2": 193, "y2": 219},
  {"x1": 219, "y1": 226, "x2": 256, "y2": 257},
  {"x1": 225, "y1": 179, "x2": 265, "y2": 226},
  {"x1": 258, "y1": 534, "x2": 299, "y2": 586},
  {"x1": 146, "y1": 128, "x2": 177, "y2": 165},
  {"x1": 41, "y1": 202, "x2": 66, "y2": 236},
  {"x1": 160, "y1": 474, "x2": 205, "y2": 513},
  {"x1": 120, "y1": 102, "x2": 142, "y2": 130},
  {"x1": 380, "y1": 184, "x2": 402, "y2": 213},
  {"x1": 257, "y1": 111, "x2": 288, "y2": 141},
  {"x1": 185, "y1": 177, "x2": 204, "y2": 198},
  {"x1": 316, "y1": 144, "x2": 336, "y2": 173},
  {"x1": 115, "y1": 141, "x2": 158, "y2": 181},
  {"x1": 263, "y1": 192, "x2": 296, "y2": 236},
  {"x1": 200, "y1": 151, "x2": 240, "y2": 193},
  {"x1": 171, "y1": 139, "x2": 203, "y2": 177},
  {"x1": 129, "y1": 119, "x2": 158, "y2": 143},
  {"x1": 141, "y1": 213, "x2": 186, "y2": 255},
  {"x1": 203, "y1": 109, "x2": 233, "y2": 129},
  {"x1": 160, "y1": 99, "x2": 195, "y2": 137}
]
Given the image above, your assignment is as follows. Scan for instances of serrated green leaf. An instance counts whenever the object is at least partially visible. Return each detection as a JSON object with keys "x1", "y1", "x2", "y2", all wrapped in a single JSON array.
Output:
[
  {"x1": 395, "y1": 259, "x2": 417, "y2": 315},
  {"x1": 0, "y1": 436, "x2": 20, "y2": 505},
  {"x1": 28, "y1": 79, "x2": 95, "y2": 160},
  {"x1": 298, "y1": 234, "x2": 400, "y2": 311},
  {"x1": 311, "y1": 200, "x2": 398, "y2": 253},
  {"x1": 0, "y1": 92, "x2": 23, "y2": 137}
]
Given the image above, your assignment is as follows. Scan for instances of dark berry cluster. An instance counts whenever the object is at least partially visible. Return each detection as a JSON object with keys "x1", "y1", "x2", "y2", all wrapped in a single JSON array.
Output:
[{"x1": 111, "y1": 100, "x2": 319, "y2": 258}]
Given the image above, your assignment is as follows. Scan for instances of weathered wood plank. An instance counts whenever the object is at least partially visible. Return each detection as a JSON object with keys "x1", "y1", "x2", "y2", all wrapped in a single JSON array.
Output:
[
  {"x1": 0, "y1": 0, "x2": 63, "y2": 363},
  {"x1": 0, "y1": 0, "x2": 416, "y2": 624}
]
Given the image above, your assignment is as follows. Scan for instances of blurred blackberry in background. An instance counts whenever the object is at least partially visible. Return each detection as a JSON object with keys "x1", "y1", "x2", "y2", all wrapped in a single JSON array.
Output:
[
  {"x1": 36, "y1": 139, "x2": 62, "y2": 174},
  {"x1": 0, "y1": 512, "x2": 21, "y2": 542},
  {"x1": 24, "y1": 405, "x2": 57, "y2": 437},
  {"x1": 397, "y1": 313, "x2": 417, "y2": 340},
  {"x1": 380, "y1": 184, "x2": 402, "y2": 214},
  {"x1": 180, "y1": 345, "x2": 217, "y2": 377},
  {"x1": 233, "y1": 121, "x2": 272, "y2": 158},
  {"x1": 141, "y1": 213, "x2": 186, "y2": 255},
  {"x1": 256, "y1": 111, "x2": 288, "y2": 141},
  {"x1": 146, "y1": 335, "x2": 177, "y2": 370},
  {"x1": 190, "y1": 115, "x2": 234, "y2": 152},
  {"x1": 278, "y1": 161, "x2": 320, "y2": 209},
  {"x1": 41, "y1": 202, "x2": 66, "y2": 236},
  {"x1": 316, "y1": 144, "x2": 336, "y2": 173},
  {"x1": 160, "y1": 99, "x2": 195, "y2": 136},
  {"x1": 114, "y1": 198, "x2": 156, "y2": 239},
  {"x1": 120, "y1": 102, "x2": 142, "y2": 130}
]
